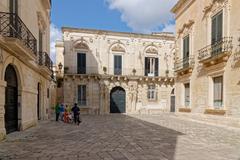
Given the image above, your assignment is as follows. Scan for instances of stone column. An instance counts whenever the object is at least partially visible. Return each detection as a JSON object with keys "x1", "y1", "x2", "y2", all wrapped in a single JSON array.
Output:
[{"x1": 0, "y1": 80, "x2": 7, "y2": 140}]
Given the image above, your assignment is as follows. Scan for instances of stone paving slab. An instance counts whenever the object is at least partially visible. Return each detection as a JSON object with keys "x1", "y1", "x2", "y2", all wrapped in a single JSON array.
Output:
[{"x1": 0, "y1": 114, "x2": 240, "y2": 160}]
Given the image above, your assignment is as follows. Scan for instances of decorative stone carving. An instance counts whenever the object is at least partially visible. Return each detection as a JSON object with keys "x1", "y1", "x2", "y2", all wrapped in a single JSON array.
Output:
[
  {"x1": 74, "y1": 43, "x2": 89, "y2": 50},
  {"x1": 203, "y1": 0, "x2": 227, "y2": 15},
  {"x1": 177, "y1": 20, "x2": 195, "y2": 35},
  {"x1": 146, "y1": 47, "x2": 158, "y2": 54},
  {"x1": 111, "y1": 44, "x2": 125, "y2": 52}
]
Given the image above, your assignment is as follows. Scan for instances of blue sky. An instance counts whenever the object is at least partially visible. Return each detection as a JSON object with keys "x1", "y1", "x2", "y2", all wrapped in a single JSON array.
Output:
[
  {"x1": 51, "y1": 0, "x2": 131, "y2": 32},
  {"x1": 50, "y1": 0, "x2": 177, "y2": 62}
]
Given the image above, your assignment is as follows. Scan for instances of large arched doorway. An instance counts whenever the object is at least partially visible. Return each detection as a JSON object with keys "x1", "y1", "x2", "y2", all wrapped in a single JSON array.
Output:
[
  {"x1": 4, "y1": 65, "x2": 18, "y2": 134},
  {"x1": 110, "y1": 87, "x2": 126, "y2": 113}
]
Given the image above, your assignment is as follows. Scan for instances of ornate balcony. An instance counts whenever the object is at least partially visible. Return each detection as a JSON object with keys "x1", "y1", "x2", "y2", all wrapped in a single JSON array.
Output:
[
  {"x1": 174, "y1": 55, "x2": 195, "y2": 75},
  {"x1": 0, "y1": 12, "x2": 37, "y2": 60},
  {"x1": 198, "y1": 37, "x2": 233, "y2": 66},
  {"x1": 38, "y1": 52, "x2": 53, "y2": 75}
]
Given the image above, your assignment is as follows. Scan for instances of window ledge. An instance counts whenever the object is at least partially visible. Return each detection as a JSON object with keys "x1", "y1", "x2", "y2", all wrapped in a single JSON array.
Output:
[
  {"x1": 179, "y1": 108, "x2": 191, "y2": 113},
  {"x1": 204, "y1": 108, "x2": 226, "y2": 116}
]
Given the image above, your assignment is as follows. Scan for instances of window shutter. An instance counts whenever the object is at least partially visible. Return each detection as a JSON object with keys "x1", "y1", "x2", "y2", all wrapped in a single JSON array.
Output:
[
  {"x1": 77, "y1": 54, "x2": 81, "y2": 74},
  {"x1": 77, "y1": 53, "x2": 86, "y2": 74},
  {"x1": 186, "y1": 36, "x2": 190, "y2": 57},
  {"x1": 217, "y1": 12, "x2": 223, "y2": 41},
  {"x1": 183, "y1": 38, "x2": 186, "y2": 58},
  {"x1": 212, "y1": 16, "x2": 217, "y2": 44},
  {"x1": 155, "y1": 58, "x2": 159, "y2": 77},
  {"x1": 145, "y1": 57, "x2": 148, "y2": 76},
  {"x1": 214, "y1": 76, "x2": 223, "y2": 107},
  {"x1": 183, "y1": 36, "x2": 190, "y2": 58},
  {"x1": 185, "y1": 83, "x2": 190, "y2": 106}
]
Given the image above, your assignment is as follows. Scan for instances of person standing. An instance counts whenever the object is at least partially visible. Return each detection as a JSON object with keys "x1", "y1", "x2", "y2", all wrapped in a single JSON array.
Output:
[
  {"x1": 59, "y1": 103, "x2": 65, "y2": 121},
  {"x1": 71, "y1": 103, "x2": 81, "y2": 125},
  {"x1": 55, "y1": 102, "x2": 60, "y2": 121}
]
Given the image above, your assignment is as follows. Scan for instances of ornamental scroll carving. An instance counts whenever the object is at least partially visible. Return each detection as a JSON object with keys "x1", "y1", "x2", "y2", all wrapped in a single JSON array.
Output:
[
  {"x1": 203, "y1": 0, "x2": 228, "y2": 15},
  {"x1": 177, "y1": 20, "x2": 194, "y2": 36},
  {"x1": 74, "y1": 43, "x2": 89, "y2": 50},
  {"x1": 111, "y1": 44, "x2": 125, "y2": 52},
  {"x1": 146, "y1": 47, "x2": 158, "y2": 54}
]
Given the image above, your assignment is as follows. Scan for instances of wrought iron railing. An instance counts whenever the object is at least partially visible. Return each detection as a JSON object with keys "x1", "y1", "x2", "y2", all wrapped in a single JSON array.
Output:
[
  {"x1": 0, "y1": 12, "x2": 37, "y2": 55},
  {"x1": 114, "y1": 68, "x2": 122, "y2": 75},
  {"x1": 198, "y1": 37, "x2": 233, "y2": 61},
  {"x1": 38, "y1": 52, "x2": 53, "y2": 71},
  {"x1": 174, "y1": 55, "x2": 195, "y2": 71}
]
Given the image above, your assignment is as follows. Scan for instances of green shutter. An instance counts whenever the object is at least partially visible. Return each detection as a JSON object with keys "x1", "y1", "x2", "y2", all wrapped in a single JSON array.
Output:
[
  {"x1": 183, "y1": 35, "x2": 189, "y2": 58},
  {"x1": 217, "y1": 12, "x2": 223, "y2": 41}
]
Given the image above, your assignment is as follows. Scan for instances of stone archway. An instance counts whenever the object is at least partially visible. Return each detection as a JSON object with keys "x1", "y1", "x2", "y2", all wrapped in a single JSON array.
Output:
[
  {"x1": 110, "y1": 86, "x2": 126, "y2": 113},
  {"x1": 4, "y1": 65, "x2": 18, "y2": 134}
]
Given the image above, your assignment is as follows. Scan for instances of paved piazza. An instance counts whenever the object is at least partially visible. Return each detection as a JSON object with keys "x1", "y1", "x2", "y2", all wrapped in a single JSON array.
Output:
[{"x1": 0, "y1": 114, "x2": 240, "y2": 160}]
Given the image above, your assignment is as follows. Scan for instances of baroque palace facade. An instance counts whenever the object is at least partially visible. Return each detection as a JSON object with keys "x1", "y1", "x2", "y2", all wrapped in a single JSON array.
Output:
[
  {"x1": 0, "y1": 0, "x2": 52, "y2": 139},
  {"x1": 56, "y1": 28, "x2": 175, "y2": 114},
  {"x1": 172, "y1": 0, "x2": 240, "y2": 118}
]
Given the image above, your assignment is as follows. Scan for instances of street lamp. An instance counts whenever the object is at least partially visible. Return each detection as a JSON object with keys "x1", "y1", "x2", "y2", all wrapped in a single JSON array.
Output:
[{"x1": 58, "y1": 62, "x2": 63, "y2": 72}]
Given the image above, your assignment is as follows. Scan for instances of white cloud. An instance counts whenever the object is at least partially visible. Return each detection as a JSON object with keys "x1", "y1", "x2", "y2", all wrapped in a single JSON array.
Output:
[
  {"x1": 50, "y1": 23, "x2": 62, "y2": 64},
  {"x1": 105, "y1": 0, "x2": 177, "y2": 33},
  {"x1": 162, "y1": 23, "x2": 176, "y2": 33}
]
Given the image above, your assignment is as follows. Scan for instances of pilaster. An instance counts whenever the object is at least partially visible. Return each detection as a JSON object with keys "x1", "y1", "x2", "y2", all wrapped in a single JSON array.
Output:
[{"x1": 0, "y1": 80, "x2": 7, "y2": 140}]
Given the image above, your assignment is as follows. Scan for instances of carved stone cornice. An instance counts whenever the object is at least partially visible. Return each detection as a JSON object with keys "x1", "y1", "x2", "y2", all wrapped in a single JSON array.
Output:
[
  {"x1": 111, "y1": 44, "x2": 125, "y2": 52},
  {"x1": 177, "y1": 20, "x2": 195, "y2": 35},
  {"x1": 146, "y1": 47, "x2": 158, "y2": 54},
  {"x1": 203, "y1": 0, "x2": 228, "y2": 15}
]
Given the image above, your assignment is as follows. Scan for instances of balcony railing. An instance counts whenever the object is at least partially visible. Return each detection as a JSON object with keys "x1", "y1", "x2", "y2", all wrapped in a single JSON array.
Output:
[
  {"x1": 174, "y1": 55, "x2": 195, "y2": 72},
  {"x1": 38, "y1": 52, "x2": 53, "y2": 71},
  {"x1": 0, "y1": 12, "x2": 37, "y2": 55},
  {"x1": 198, "y1": 37, "x2": 233, "y2": 62},
  {"x1": 114, "y1": 68, "x2": 122, "y2": 75}
]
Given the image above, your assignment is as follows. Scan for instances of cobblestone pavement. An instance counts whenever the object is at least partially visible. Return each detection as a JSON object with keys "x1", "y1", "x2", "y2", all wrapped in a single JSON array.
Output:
[{"x1": 0, "y1": 114, "x2": 240, "y2": 160}]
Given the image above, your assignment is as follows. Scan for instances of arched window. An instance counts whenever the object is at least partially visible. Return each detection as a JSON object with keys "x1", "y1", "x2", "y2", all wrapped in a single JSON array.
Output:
[
  {"x1": 110, "y1": 43, "x2": 126, "y2": 75},
  {"x1": 144, "y1": 46, "x2": 159, "y2": 77},
  {"x1": 74, "y1": 42, "x2": 89, "y2": 74}
]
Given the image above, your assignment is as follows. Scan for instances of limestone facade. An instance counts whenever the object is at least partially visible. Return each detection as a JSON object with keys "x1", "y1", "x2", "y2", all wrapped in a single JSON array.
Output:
[
  {"x1": 0, "y1": 0, "x2": 52, "y2": 140},
  {"x1": 56, "y1": 28, "x2": 175, "y2": 114},
  {"x1": 172, "y1": 0, "x2": 240, "y2": 117}
]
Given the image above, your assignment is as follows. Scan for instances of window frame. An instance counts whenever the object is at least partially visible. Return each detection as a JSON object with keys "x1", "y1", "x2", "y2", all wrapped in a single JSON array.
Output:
[
  {"x1": 77, "y1": 85, "x2": 87, "y2": 106},
  {"x1": 77, "y1": 53, "x2": 86, "y2": 74},
  {"x1": 147, "y1": 84, "x2": 157, "y2": 101},
  {"x1": 184, "y1": 83, "x2": 190, "y2": 107},
  {"x1": 145, "y1": 57, "x2": 159, "y2": 77},
  {"x1": 183, "y1": 35, "x2": 190, "y2": 59},
  {"x1": 114, "y1": 55, "x2": 122, "y2": 75},
  {"x1": 211, "y1": 10, "x2": 223, "y2": 44},
  {"x1": 213, "y1": 76, "x2": 223, "y2": 109}
]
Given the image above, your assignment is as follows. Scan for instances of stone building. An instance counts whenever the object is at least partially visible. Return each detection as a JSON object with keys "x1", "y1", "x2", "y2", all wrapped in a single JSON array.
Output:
[
  {"x1": 0, "y1": 0, "x2": 52, "y2": 139},
  {"x1": 56, "y1": 28, "x2": 175, "y2": 114},
  {"x1": 172, "y1": 0, "x2": 240, "y2": 117}
]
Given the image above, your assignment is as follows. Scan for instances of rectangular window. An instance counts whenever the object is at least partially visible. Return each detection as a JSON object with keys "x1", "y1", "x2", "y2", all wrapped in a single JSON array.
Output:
[
  {"x1": 78, "y1": 85, "x2": 86, "y2": 106},
  {"x1": 183, "y1": 35, "x2": 190, "y2": 59},
  {"x1": 213, "y1": 76, "x2": 223, "y2": 108},
  {"x1": 147, "y1": 85, "x2": 157, "y2": 101},
  {"x1": 184, "y1": 83, "x2": 190, "y2": 107},
  {"x1": 47, "y1": 88, "x2": 49, "y2": 99},
  {"x1": 77, "y1": 53, "x2": 86, "y2": 74},
  {"x1": 145, "y1": 57, "x2": 158, "y2": 77},
  {"x1": 212, "y1": 11, "x2": 223, "y2": 44},
  {"x1": 114, "y1": 55, "x2": 122, "y2": 75}
]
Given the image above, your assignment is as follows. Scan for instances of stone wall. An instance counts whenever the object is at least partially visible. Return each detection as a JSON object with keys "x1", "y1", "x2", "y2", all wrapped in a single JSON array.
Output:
[{"x1": 173, "y1": 0, "x2": 240, "y2": 118}]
